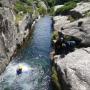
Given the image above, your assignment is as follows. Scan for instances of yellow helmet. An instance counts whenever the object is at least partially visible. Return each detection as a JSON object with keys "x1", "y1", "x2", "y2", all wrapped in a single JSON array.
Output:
[{"x1": 18, "y1": 64, "x2": 23, "y2": 69}]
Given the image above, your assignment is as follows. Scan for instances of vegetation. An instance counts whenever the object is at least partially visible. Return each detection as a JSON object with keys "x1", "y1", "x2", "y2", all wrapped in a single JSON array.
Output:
[
  {"x1": 43, "y1": 0, "x2": 56, "y2": 7},
  {"x1": 14, "y1": 0, "x2": 48, "y2": 17},
  {"x1": 13, "y1": 0, "x2": 83, "y2": 17},
  {"x1": 48, "y1": 7, "x2": 54, "y2": 16},
  {"x1": 56, "y1": 0, "x2": 81, "y2": 5},
  {"x1": 52, "y1": 66, "x2": 61, "y2": 90},
  {"x1": 37, "y1": 6, "x2": 47, "y2": 15},
  {"x1": 14, "y1": 0, "x2": 33, "y2": 14},
  {"x1": 55, "y1": 1, "x2": 77, "y2": 15},
  {"x1": 52, "y1": 31, "x2": 59, "y2": 41}
]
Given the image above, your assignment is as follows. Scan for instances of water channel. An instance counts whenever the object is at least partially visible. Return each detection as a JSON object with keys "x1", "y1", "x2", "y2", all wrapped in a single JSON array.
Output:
[{"x1": 0, "y1": 16, "x2": 53, "y2": 90}]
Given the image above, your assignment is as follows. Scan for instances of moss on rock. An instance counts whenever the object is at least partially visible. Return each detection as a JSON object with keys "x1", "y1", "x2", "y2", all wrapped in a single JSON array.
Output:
[{"x1": 51, "y1": 66, "x2": 61, "y2": 90}]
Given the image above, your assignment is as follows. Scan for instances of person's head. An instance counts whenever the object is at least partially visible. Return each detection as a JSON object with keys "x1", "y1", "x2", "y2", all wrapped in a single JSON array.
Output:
[{"x1": 18, "y1": 68, "x2": 22, "y2": 71}]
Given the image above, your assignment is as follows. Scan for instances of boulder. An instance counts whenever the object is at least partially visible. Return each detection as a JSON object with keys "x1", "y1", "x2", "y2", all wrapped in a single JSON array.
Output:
[
  {"x1": 72, "y1": 2, "x2": 90, "y2": 16},
  {"x1": 54, "y1": 15, "x2": 90, "y2": 46},
  {"x1": 55, "y1": 47, "x2": 90, "y2": 90},
  {"x1": 62, "y1": 17, "x2": 90, "y2": 47},
  {"x1": 53, "y1": 15, "x2": 70, "y2": 31}
]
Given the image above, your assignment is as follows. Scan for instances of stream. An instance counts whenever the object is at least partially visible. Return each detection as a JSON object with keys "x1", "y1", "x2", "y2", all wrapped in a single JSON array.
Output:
[{"x1": 0, "y1": 16, "x2": 53, "y2": 90}]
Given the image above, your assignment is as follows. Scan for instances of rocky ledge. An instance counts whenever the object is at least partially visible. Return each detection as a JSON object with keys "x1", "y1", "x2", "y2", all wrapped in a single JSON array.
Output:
[
  {"x1": 54, "y1": 47, "x2": 90, "y2": 90},
  {"x1": 52, "y1": 1, "x2": 90, "y2": 90}
]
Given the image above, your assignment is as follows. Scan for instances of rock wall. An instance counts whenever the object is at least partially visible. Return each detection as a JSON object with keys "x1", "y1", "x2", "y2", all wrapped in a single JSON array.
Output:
[
  {"x1": 55, "y1": 47, "x2": 90, "y2": 90},
  {"x1": 0, "y1": 0, "x2": 37, "y2": 74}
]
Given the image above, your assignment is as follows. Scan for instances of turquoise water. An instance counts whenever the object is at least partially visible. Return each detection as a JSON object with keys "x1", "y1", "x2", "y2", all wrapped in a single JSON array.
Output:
[{"x1": 0, "y1": 16, "x2": 52, "y2": 90}]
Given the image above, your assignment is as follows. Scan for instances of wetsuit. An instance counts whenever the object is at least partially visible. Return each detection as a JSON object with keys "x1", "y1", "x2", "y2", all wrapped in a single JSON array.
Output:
[{"x1": 16, "y1": 68, "x2": 22, "y2": 75}]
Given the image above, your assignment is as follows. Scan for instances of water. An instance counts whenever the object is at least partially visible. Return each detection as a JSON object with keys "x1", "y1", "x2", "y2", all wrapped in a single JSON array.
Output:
[{"x1": 0, "y1": 16, "x2": 52, "y2": 90}]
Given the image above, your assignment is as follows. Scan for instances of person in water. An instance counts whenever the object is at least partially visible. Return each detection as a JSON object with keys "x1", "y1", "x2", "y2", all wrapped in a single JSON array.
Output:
[{"x1": 16, "y1": 67, "x2": 22, "y2": 75}]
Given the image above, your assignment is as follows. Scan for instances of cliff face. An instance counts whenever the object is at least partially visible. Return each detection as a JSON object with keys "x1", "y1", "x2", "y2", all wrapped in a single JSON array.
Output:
[
  {"x1": 0, "y1": 0, "x2": 35, "y2": 74},
  {"x1": 52, "y1": 1, "x2": 90, "y2": 90}
]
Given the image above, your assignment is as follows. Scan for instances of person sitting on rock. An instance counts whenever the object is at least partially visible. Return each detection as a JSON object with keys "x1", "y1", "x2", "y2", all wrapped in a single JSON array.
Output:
[
  {"x1": 65, "y1": 41, "x2": 76, "y2": 52},
  {"x1": 55, "y1": 34, "x2": 66, "y2": 55}
]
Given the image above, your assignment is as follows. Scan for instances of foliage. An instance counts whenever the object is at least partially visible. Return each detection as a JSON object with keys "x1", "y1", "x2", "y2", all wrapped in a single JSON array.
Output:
[
  {"x1": 48, "y1": 7, "x2": 55, "y2": 16},
  {"x1": 55, "y1": 1, "x2": 77, "y2": 15},
  {"x1": 47, "y1": 0, "x2": 56, "y2": 7},
  {"x1": 19, "y1": 0, "x2": 33, "y2": 5},
  {"x1": 56, "y1": 0, "x2": 81, "y2": 4},
  {"x1": 51, "y1": 66, "x2": 61, "y2": 90},
  {"x1": 14, "y1": 0, "x2": 33, "y2": 14},
  {"x1": 43, "y1": 0, "x2": 56, "y2": 7},
  {"x1": 37, "y1": 6, "x2": 47, "y2": 15},
  {"x1": 52, "y1": 31, "x2": 59, "y2": 41},
  {"x1": 14, "y1": 1, "x2": 26, "y2": 13}
]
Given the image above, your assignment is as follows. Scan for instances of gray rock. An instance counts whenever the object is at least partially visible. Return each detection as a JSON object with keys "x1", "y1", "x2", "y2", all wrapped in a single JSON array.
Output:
[
  {"x1": 72, "y1": 2, "x2": 90, "y2": 15},
  {"x1": 53, "y1": 15, "x2": 70, "y2": 31},
  {"x1": 56, "y1": 47, "x2": 90, "y2": 90},
  {"x1": 53, "y1": 2, "x2": 90, "y2": 47},
  {"x1": 54, "y1": 15, "x2": 90, "y2": 46},
  {"x1": 0, "y1": 0, "x2": 18, "y2": 7},
  {"x1": 62, "y1": 17, "x2": 90, "y2": 46},
  {"x1": 53, "y1": 2, "x2": 90, "y2": 90},
  {"x1": 0, "y1": 2, "x2": 35, "y2": 74}
]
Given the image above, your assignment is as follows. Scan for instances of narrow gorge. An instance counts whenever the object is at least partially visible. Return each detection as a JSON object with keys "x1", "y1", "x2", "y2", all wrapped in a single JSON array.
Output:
[{"x1": 0, "y1": 0, "x2": 90, "y2": 90}]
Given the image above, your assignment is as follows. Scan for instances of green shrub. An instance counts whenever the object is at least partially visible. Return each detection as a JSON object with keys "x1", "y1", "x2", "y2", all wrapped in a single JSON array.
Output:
[
  {"x1": 19, "y1": 0, "x2": 26, "y2": 3},
  {"x1": 48, "y1": 7, "x2": 55, "y2": 16},
  {"x1": 14, "y1": 1, "x2": 27, "y2": 13},
  {"x1": 19, "y1": 0, "x2": 33, "y2": 5},
  {"x1": 26, "y1": 0, "x2": 33, "y2": 5},
  {"x1": 51, "y1": 66, "x2": 61, "y2": 90},
  {"x1": 43, "y1": 0, "x2": 56, "y2": 7},
  {"x1": 37, "y1": 6, "x2": 47, "y2": 15},
  {"x1": 14, "y1": 1, "x2": 33, "y2": 14},
  {"x1": 55, "y1": 1, "x2": 77, "y2": 15}
]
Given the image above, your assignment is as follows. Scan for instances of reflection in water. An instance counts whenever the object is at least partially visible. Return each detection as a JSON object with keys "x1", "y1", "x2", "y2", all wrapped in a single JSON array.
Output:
[{"x1": 0, "y1": 16, "x2": 52, "y2": 90}]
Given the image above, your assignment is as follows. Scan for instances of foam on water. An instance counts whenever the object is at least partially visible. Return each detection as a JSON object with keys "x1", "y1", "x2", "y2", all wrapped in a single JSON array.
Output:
[{"x1": 0, "y1": 62, "x2": 36, "y2": 90}]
